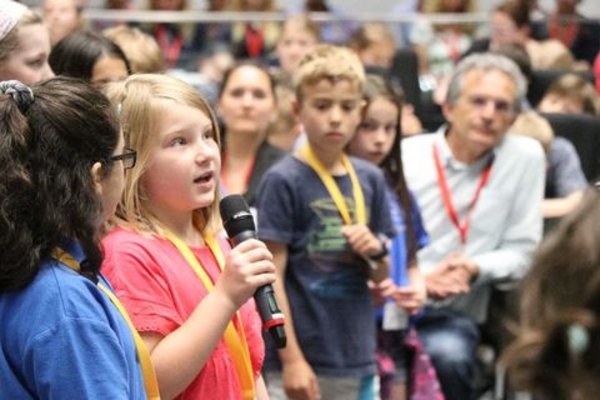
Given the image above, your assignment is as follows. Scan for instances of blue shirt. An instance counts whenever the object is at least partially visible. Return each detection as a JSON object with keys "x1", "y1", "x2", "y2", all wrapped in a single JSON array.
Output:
[
  {"x1": 546, "y1": 136, "x2": 588, "y2": 198},
  {"x1": 0, "y1": 241, "x2": 146, "y2": 399},
  {"x1": 376, "y1": 185, "x2": 429, "y2": 322},
  {"x1": 384, "y1": 185, "x2": 429, "y2": 288},
  {"x1": 257, "y1": 155, "x2": 394, "y2": 377}
]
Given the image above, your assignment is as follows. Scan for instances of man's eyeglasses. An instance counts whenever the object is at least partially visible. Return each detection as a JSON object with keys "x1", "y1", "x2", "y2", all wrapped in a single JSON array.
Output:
[
  {"x1": 109, "y1": 147, "x2": 137, "y2": 170},
  {"x1": 467, "y1": 95, "x2": 515, "y2": 115}
]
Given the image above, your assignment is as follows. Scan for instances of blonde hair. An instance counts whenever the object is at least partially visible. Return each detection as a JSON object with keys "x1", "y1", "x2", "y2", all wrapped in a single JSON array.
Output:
[
  {"x1": 0, "y1": 9, "x2": 43, "y2": 61},
  {"x1": 293, "y1": 44, "x2": 366, "y2": 102},
  {"x1": 103, "y1": 26, "x2": 165, "y2": 73},
  {"x1": 104, "y1": 74, "x2": 222, "y2": 236},
  {"x1": 349, "y1": 22, "x2": 395, "y2": 52},
  {"x1": 279, "y1": 13, "x2": 320, "y2": 43},
  {"x1": 545, "y1": 73, "x2": 600, "y2": 116},
  {"x1": 527, "y1": 39, "x2": 575, "y2": 70},
  {"x1": 510, "y1": 111, "x2": 554, "y2": 153}
]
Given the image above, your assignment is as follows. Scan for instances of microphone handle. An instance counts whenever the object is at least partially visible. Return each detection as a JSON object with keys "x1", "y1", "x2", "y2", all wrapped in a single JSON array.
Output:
[
  {"x1": 231, "y1": 231, "x2": 287, "y2": 349},
  {"x1": 254, "y1": 285, "x2": 287, "y2": 349}
]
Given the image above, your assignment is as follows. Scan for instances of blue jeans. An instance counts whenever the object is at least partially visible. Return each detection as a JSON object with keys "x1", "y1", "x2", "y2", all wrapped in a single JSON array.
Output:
[{"x1": 415, "y1": 308, "x2": 480, "y2": 400}]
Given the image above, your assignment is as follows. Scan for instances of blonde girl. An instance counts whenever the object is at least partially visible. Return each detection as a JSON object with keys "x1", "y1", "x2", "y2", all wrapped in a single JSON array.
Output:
[{"x1": 102, "y1": 74, "x2": 275, "y2": 400}]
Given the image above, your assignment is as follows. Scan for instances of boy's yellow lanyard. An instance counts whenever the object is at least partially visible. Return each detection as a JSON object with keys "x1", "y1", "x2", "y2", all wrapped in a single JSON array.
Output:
[
  {"x1": 50, "y1": 248, "x2": 160, "y2": 400},
  {"x1": 162, "y1": 230, "x2": 255, "y2": 400},
  {"x1": 299, "y1": 143, "x2": 367, "y2": 225}
]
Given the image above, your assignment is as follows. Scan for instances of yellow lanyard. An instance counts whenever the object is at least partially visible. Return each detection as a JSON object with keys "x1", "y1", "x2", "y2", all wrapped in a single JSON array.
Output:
[
  {"x1": 299, "y1": 143, "x2": 366, "y2": 225},
  {"x1": 50, "y1": 248, "x2": 160, "y2": 400},
  {"x1": 162, "y1": 230, "x2": 255, "y2": 400}
]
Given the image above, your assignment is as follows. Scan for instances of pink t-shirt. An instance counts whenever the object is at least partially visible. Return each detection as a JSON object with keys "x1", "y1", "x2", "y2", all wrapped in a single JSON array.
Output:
[
  {"x1": 101, "y1": 226, "x2": 264, "y2": 400},
  {"x1": 594, "y1": 52, "x2": 600, "y2": 95}
]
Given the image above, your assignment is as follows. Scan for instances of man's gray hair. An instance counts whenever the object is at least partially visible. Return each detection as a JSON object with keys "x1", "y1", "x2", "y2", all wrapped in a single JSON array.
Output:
[{"x1": 446, "y1": 53, "x2": 527, "y2": 112}]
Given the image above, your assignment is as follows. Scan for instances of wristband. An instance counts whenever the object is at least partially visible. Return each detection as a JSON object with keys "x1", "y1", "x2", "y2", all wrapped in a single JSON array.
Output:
[{"x1": 369, "y1": 237, "x2": 389, "y2": 261}]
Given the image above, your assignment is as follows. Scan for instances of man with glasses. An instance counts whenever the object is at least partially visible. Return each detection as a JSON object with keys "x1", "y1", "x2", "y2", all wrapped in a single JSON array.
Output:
[{"x1": 401, "y1": 53, "x2": 546, "y2": 400}]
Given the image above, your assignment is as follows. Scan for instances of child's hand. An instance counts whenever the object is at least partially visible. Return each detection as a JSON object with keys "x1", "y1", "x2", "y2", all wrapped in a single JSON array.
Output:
[
  {"x1": 394, "y1": 270, "x2": 427, "y2": 314},
  {"x1": 216, "y1": 239, "x2": 276, "y2": 309},
  {"x1": 282, "y1": 358, "x2": 321, "y2": 400},
  {"x1": 341, "y1": 224, "x2": 384, "y2": 260},
  {"x1": 368, "y1": 278, "x2": 396, "y2": 305},
  {"x1": 393, "y1": 285, "x2": 427, "y2": 315}
]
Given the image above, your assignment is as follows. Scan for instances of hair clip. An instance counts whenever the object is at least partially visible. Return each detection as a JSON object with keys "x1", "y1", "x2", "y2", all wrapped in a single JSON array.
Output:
[
  {"x1": 0, "y1": 80, "x2": 34, "y2": 113},
  {"x1": 567, "y1": 323, "x2": 589, "y2": 356}
]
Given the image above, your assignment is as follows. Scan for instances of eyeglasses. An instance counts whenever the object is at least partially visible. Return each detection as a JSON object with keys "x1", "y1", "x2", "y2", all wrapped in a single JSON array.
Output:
[
  {"x1": 467, "y1": 95, "x2": 515, "y2": 115},
  {"x1": 109, "y1": 147, "x2": 137, "y2": 170}
]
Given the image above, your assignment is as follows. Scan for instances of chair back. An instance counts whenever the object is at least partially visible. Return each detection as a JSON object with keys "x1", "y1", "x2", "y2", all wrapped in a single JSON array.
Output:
[{"x1": 542, "y1": 112, "x2": 600, "y2": 182}]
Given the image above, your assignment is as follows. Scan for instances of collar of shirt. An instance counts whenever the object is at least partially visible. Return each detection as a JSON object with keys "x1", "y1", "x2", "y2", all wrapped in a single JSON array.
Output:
[
  {"x1": 434, "y1": 125, "x2": 497, "y2": 172},
  {"x1": 55, "y1": 238, "x2": 86, "y2": 263}
]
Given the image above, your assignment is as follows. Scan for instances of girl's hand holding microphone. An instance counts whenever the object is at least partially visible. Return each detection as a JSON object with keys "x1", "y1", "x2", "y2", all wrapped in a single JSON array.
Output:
[{"x1": 216, "y1": 239, "x2": 277, "y2": 310}]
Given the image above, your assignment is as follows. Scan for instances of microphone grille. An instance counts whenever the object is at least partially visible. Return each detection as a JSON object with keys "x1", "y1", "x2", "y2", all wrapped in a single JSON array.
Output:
[{"x1": 219, "y1": 194, "x2": 255, "y2": 237}]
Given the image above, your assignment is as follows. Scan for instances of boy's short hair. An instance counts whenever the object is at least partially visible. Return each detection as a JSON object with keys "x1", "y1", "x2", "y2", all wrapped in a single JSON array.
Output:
[
  {"x1": 510, "y1": 111, "x2": 554, "y2": 154},
  {"x1": 292, "y1": 44, "x2": 365, "y2": 102}
]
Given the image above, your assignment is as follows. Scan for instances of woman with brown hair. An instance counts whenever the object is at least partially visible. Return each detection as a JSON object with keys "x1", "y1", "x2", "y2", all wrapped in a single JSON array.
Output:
[
  {"x1": 503, "y1": 187, "x2": 600, "y2": 400},
  {"x1": 0, "y1": 77, "x2": 153, "y2": 399},
  {"x1": 217, "y1": 61, "x2": 284, "y2": 207}
]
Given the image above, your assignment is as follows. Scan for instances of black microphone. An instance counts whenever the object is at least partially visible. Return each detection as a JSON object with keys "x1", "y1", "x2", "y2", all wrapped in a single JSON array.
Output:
[{"x1": 219, "y1": 194, "x2": 287, "y2": 349}]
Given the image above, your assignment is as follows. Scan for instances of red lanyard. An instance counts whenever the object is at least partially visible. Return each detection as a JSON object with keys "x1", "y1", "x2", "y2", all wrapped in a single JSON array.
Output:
[
  {"x1": 245, "y1": 24, "x2": 264, "y2": 57},
  {"x1": 156, "y1": 25, "x2": 183, "y2": 68},
  {"x1": 443, "y1": 32, "x2": 461, "y2": 62},
  {"x1": 549, "y1": 14, "x2": 579, "y2": 48},
  {"x1": 433, "y1": 144, "x2": 493, "y2": 245}
]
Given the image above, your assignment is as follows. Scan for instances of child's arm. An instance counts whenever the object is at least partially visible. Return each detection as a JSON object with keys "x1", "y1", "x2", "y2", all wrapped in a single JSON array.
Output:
[
  {"x1": 341, "y1": 224, "x2": 390, "y2": 283},
  {"x1": 265, "y1": 240, "x2": 321, "y2": 400},
  {"x1": 139, "y1": 239, "x2": 276, "y2": 400},
  {"x1": 542, "y1": 190, "x2": 584, "y2": 218},
  {"x1": 255, "y1": 375, "x2": 270, "y2": 400}
]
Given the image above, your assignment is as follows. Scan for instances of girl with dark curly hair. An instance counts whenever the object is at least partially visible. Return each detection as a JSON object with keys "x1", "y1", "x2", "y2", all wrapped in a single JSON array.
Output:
[{"x1": 0, "y1": 77, "x2": 157, "y2": 399}]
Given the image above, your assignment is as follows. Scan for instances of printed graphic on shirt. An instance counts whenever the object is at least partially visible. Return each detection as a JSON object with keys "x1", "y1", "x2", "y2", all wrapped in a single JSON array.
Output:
[{"x1": 306, "y1": 196, "x2": 369, "y2": 300}]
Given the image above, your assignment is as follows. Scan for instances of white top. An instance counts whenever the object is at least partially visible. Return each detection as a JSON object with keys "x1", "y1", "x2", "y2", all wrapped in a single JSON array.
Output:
[{"x1": 402, "y1": 128, "x2": 546, "y2": 322}]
